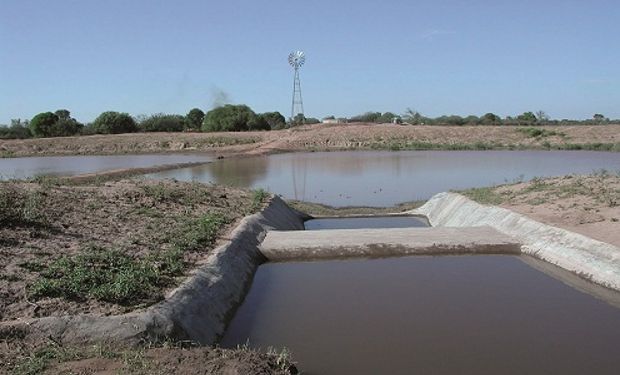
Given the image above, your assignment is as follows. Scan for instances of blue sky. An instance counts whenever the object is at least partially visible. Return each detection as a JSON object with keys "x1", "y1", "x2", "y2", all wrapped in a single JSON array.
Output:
[{"x1": 1, "y1": 0, "x2": 619, "y2": 124}]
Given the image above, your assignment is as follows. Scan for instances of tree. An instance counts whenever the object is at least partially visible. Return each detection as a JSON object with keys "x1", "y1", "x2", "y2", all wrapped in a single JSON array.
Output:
[
  {"x1": 186, "y1": 108, "x2": 205, "y2": 130},
  {"x1": 248, "y1": 115, "x2": 271, "y2": 131},
  {"x1": 54, "y1": 109, "x2": 71, "y2": 120},
  {"x1": 202, "y1": 104, "x2": 257, "y2": 132},
  {"x1": 291, "y1": 113, "x2": 306, "y2": 126},
  {"x1": 535, "y1": 110, "x2": 550, "y2": 123},
  {"x1": 480, "y1": 113, "x2": 501, "y2": 125},
  {"x1": 593, "y1": 114, "x2": 607, "y2": 123},
  {"x1": 92, "y1": 111, "x2": 137, "y2": 134},
  {"x1": 517, "y1": 111, "x2": 537, "y2": 125},
  {"x1": 260, "y1": 112, "x2": 286, "y2": 130},
  {"x1": 29, "y1": 112, "x2": 59, "y2": 137},
  {"x1": 139, "y1": 114, "x2": 186, "y2": 132}
]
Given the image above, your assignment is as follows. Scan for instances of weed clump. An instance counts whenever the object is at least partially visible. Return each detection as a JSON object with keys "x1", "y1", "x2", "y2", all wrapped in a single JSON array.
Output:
[
  {"x1": 250, "y1": 188, "x2": 270, "y2": 213},
  {"x1": 29, "y1": 246, "x2": 167, "y2": 304},
  {"x1": 0, "y1": 184, "x2": 46, "y2": 227}
]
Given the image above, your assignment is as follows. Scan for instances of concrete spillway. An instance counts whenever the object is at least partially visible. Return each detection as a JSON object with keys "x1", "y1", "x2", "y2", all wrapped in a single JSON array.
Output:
[{"x1": 260, "y1": 226, "x2": 521, "y2": 261}]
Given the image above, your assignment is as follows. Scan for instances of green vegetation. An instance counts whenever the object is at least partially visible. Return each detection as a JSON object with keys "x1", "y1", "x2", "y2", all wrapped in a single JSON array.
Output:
[
  {"x1": 0, "y1": 119, "x2": 32, "y2": 139},
  {"x1": 185, "y1": 108, "x2": 205, "y2": 130},
  {"x1": 92, "y1": 111, "x2": 138, "y2": 134},
  {"x1": 516, "y1": 127, "x2": 565, "y2": 138},
  {"x1": 9, "y1": 342, "x2": 153, "y2": 375},
  {"x1": 139, "y1": 113, "x2": 186, "y2": 132},
  {"x1": 29, "y1": 212, "x2": 229, "y2": 305},
  {"x1": 28, "y1": 110, "x2": 82, "y2": 138},
  {"x1": 0, "y1": 185, "x2": 46, "y2": 227},
  {"x1": 459, "y1": 186, "x2": 508, "y2": 205},
  {"x1": 202, "y1": 104, "x2": 259, "y2": 132},
  {"x1": 261, "y1": 111, "x2": 287, "y2": 130},
  {"x1": 250, "y1": 188, "x2": 270, "y2": 213},
  {"x1": 29, "y1": 245, "x2": 169, "y2": 304}
]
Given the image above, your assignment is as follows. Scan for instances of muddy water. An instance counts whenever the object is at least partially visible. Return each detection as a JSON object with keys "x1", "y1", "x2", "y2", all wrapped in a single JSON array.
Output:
[
  {"x1": 0, "y1": 154, "x2": 211, "y2": 180},
  {"x1": 146, "y1": 150, "x2": 620, "y2": 206},
  {"x1": 221, "y1": 255, "x2": 620, "y2": 375},
  {"x1": 305, "y1": 216, "x2": 428, "y2": 230}
]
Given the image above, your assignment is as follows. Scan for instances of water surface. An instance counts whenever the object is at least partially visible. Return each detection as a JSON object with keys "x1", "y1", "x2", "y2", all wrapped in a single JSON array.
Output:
[
  {"x1": 0, "y1": 154, "x2": 211, "y2": 180},
  {"x1": 221, "y1": 255, "x2": 620, "y2": 375},
  {"x1": 305, "y1": 216, "x2": 428, "y2": 230},
  {"x1": 147, "y1": 150, "x2": 620, "y2": 206}
]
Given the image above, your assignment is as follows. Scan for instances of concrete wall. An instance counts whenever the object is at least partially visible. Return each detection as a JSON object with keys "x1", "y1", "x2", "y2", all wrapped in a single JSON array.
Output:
[
  {"x1": 411, "y1": 192, "x2": 620, "y2": 291},
  {"x1": 0, "y1": 196, "x2": 308, "y2": 346}
]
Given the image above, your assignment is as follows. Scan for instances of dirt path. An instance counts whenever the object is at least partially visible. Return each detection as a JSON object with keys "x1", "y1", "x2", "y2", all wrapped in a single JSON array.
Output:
[{"x1": 2, "y1": 123, "x2": 619, "y2": 158}]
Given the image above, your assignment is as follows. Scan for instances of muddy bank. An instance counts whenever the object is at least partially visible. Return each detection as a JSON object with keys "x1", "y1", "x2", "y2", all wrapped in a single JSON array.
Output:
[
  {"x1": 412, "y1": 192, "x2": 620, "y2": 291},
  {"x1": 2, "y1": 123, "x2": 619, "y2": 158}
]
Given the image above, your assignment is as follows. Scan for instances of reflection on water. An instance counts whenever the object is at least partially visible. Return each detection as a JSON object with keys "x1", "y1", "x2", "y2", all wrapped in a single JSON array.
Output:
[
  {"x1": 221, "y1": 255, "x2": 620, "y2": 375},
  {"x1": 0, "y1": 154, "x2": 212, "y2": 180},
  {"x1": 304, "y1": 216, "x2": 428, "y2": 230},
  {"x1": 147, "y1": 150, "x2": 620, "y2": 206}
]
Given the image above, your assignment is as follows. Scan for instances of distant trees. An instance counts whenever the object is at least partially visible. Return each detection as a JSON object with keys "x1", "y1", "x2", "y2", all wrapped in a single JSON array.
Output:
[
  {"x1": 349, "y1": 111, "x2": 400, "y2": 123},
  {"x1": 92, "y1": 111, "x2": 138, "y2": 134},
  {"x1": 202, "y1": 104, "x2": 263, "y2": 132},
  {"x1": 260, "y1": 112, "x2": 286, "y2": 130},
  {"x1": 29, "y1": 110, "x2": 82, "y2": 137},
  {"x1": 0, "y1": 119, "x2": 32, "y2": 139},
  {"x1": 139, "y1": 114, "x2": 186, "y2": 132},
  {"x1": 185, "y1": 108, "x2": 205, "y2": 130}
]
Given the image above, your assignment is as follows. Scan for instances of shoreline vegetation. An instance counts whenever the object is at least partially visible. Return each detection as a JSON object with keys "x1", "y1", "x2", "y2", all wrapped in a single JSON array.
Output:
[{"x1": 1, "y1": 123, "x2": 619, "y2": 158}]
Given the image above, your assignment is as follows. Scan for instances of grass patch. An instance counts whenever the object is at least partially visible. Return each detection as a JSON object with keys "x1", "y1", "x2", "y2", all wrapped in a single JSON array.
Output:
[
  {"x1": 458, "y1": 186, "x2": 507, "y2": 205},
  {"x1": 28, "y1": 245, "x2": 173, "y2": 305},
  {"x1": 0, "y1": 184, "x2": 47, "y2": 227},
  {"x1": 171, "y1": 212, "x2": 228, "y2": 252},
  {"x1": 250, "y1": 188, "x2": 270, "y2": 213}
]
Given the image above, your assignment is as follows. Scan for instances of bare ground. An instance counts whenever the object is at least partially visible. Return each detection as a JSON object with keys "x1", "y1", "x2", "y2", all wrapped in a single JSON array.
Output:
[
  {"x1": 460, "y1": 173, "x2": 620, "y2": 247},
  {"x1": 2, "y1": 123, "x2": 619, "y2": 157},
  {"x1": 0, "y1": 179, "x2": 262, "y2": 322}
]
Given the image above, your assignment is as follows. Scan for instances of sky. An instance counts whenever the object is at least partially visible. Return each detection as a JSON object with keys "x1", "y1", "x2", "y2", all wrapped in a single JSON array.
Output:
[{"x1": 1, "y1": 0, "x2": 619, "y2": 124}]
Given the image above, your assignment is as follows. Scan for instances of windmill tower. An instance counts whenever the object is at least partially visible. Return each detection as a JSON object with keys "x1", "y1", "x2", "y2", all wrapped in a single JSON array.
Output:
[{"x1": 288, "y1": 51, "x2": 305, "y2": 123}]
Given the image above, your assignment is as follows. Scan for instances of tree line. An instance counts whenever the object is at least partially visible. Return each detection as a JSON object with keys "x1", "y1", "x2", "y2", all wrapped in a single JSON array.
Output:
[
  {"x1": 0, "y1": 105, "x2": 289, "y2": 139},
  {"x1": 0, "y1": 106, "x2": 616, "y2": 140},
  {"x1": 349, "y1": 109, "x2": 615, "y2": 126}
]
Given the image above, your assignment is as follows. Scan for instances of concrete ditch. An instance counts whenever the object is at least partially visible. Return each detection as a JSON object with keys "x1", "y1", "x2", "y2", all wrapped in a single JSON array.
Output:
[
  {"x1": 0, "y1": 196, "x2": 308, "y2": 346},
  {"x1": 411, "y1": 192, "x2": 620, "y2": 292}
]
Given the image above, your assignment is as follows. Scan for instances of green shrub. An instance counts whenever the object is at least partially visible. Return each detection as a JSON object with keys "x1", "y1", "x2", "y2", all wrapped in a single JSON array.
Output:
[
  {"x1": 29, "y1": 112, "x2": 58, "y2": 137},
  {"x1": 260, "y1": 112, "x2": 286, "y2": 130},
  {"x1": 139, "y1": 113, "x2": 186, "y2": 132},
  {"x1": 0, "y1": 122, "x2": 32, "y2": 139},
  {"x1": 202, "y1": 104, "x2": 258, "y2": 132},
  {"x1": 28, "y1": 110, "x2": 82, "y2": 137},
  {"x1": 92, "y1": 111, "x2": 138, "y2": 134},
  {"x1": 185, "y1": 108, "x2": 205, "y2": 130}
]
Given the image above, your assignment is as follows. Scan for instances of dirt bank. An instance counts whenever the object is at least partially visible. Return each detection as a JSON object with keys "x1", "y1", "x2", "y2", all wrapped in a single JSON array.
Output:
[
  {"x1": 0, "y1": 179, "x2": 265, "y2": 322},
  {"x1": 2, "y1": 123, "x2": 619, "y2": 157},
  {"x1": 460, "y1": 172, "x2": 620, "y2": 247},
  {"x1": 2, "y1": 340, "x2": 298, "y2": 375}
]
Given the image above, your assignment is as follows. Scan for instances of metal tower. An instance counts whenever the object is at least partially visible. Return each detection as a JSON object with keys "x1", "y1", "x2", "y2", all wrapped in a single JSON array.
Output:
[{"x1": 288, "y1": 51, "x2": 305, "y2": 122}]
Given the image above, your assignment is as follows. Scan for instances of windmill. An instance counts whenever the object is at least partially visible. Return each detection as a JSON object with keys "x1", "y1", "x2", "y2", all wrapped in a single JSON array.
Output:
[{"x1": 288, "y1": 51, "x2": 305, "y2": 123}]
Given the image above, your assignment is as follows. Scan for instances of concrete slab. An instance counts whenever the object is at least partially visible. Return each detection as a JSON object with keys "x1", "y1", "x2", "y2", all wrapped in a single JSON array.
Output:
[{"x1": 260, "y1": 226, "x2": 521, "y2": 261}]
